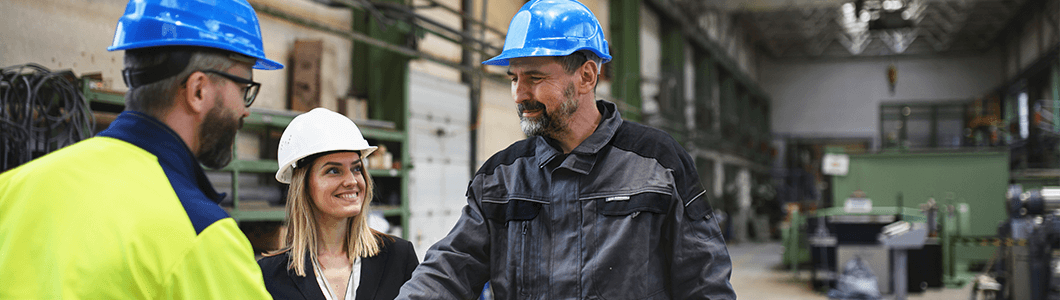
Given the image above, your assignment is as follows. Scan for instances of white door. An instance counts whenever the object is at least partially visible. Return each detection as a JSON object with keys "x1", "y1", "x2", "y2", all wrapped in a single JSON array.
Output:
[{"x1": 407, "y1": 71, "x2": 471, "y2": 260}]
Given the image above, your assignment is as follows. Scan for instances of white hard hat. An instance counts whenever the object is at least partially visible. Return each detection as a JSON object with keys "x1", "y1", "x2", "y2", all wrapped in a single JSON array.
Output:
[{"x1": 275, "y1": 107, "x2": 377, "y2": 184}]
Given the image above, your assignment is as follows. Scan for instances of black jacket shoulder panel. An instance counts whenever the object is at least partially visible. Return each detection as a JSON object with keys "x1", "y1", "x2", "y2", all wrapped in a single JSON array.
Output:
[
  {"x1": 609, "y1": 120, "x2": 706, "y2": 204},
  {"x1": 610, "y1": 120, "x2": 685, "y2": 168},
  {"x1": 475, "y1": 138, "x2": 537, "y2": 177}
]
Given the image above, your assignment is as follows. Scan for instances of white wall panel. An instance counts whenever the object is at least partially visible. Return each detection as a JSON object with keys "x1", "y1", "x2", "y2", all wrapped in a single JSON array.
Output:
[
  {"x1": 407, "y1": 71, "x2": 471, "y2": 259},
  {"x1": 477, "y1": 79, "x2": 524, "y2": 168}
]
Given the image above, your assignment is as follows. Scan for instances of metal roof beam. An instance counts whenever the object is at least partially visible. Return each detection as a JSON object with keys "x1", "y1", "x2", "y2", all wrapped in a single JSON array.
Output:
[{"x1": 721, "y1": 0, "x2": 1019, "y2": 12}]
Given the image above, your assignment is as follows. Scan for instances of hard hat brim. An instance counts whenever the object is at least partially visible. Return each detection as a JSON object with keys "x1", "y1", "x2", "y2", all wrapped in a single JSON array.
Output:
[
  {"x1": 482, "y1": 47, "x2": 571, "y2": 66},
  {"x1": 108, "y1": 41, "x2": 284, "y2": 70},
  {"x1": 274, "y1": 146, "x2": 378, "y2": 184},
  {"x1": 482, "y1": 46, "x2": 612, "y2": 66}
]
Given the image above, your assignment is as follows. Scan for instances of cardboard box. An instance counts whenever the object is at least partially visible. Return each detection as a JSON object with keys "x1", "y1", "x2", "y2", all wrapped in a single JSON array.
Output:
[
  {"x1": 338, "y1": 97, "x2": 368, "y2": 121},
  {"x1": 289, "y1": 39, "x2": 323, "y2": 112}
]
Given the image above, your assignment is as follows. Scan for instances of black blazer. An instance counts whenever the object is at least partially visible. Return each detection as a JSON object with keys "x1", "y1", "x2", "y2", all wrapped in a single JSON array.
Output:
[{"x1": 258, "y1": 235, "x2": 419, "y2": 300}]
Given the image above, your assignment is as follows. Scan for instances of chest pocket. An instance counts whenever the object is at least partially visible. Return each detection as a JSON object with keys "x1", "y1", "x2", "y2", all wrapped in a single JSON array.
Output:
[
  {"x1": 596, "y1": 192, "x2": 672, "y2": 217},
  {"x1": 480, "y1": 196, "x2": 545, "y2": 298},
  {"x1": 591, "y1": 191, "x2": 672, "y2": 300},
  {"x1": 481, "y1": 198, "x2": 542, "y2": 225}
]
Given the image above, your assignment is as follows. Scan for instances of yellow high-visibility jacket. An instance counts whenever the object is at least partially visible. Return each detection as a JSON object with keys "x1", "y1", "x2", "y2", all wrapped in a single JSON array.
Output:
[{"x1": 0, "y1": 111, "x2": 272, "y2": 299}]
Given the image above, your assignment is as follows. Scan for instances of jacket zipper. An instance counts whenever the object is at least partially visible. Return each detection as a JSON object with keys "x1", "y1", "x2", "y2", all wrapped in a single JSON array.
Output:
[{"x1": 519, "y1": 222, "x2": 530, "y2": 298}]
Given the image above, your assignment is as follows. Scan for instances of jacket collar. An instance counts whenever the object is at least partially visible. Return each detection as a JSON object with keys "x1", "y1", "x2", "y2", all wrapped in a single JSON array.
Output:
[
  {"x1": 356, "y1": 249, "x2": 387, "y2": 300},
  {"x1": 535, "y1": 100, "x2": 622, "y2": 175},
  {"x1": 287, "y1": 247, "x2": 389, "y2": 300},
  {"x1": 293, "y1": 254, "x2": 325, "y2": 300},
  {"x1": 97, "y1": 111, "x2": 224, "y2": 203}
]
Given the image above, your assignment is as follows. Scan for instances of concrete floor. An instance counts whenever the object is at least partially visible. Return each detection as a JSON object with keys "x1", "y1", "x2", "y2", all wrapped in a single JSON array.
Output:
[{"x1": 728, "y1": 242, "x2": 974, "y2": 300}]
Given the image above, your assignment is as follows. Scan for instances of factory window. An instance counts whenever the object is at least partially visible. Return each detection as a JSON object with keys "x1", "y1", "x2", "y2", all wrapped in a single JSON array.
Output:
[{"x1": 880, "y1": 101, "x2": 973, "y2": 149}]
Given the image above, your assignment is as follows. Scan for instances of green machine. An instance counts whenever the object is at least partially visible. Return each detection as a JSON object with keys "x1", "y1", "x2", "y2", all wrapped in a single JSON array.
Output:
[
  {"x1": 831, "y1": 150, "x2": 1008, "y2": 281},
  {"x1": 784, "y1": 150, "x2": 1009, "y2": 288}
]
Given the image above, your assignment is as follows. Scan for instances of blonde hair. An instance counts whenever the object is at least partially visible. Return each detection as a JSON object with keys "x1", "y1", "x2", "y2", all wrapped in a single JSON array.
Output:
[{"x1": 268, "y1": 151, "x2": 388, "y2": 276}]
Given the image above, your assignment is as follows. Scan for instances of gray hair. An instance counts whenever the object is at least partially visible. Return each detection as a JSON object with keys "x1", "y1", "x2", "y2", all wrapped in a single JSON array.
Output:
[
  {"x1": 554, "y1": 50, "x2": 604, "y2": 93},
  {"x1": 555, "y1": 50, "x2": 603, "y2": 75},
  {"x1": 123, "y1": 48, "x2": 236, "y2": 118}
]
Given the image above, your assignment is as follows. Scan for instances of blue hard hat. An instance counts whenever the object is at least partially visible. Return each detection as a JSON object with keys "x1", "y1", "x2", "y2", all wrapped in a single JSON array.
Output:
[
  {"x1": 108, "y1": 0, "x2": 283, "y2": 70},
  {"x1": 482, "y1": 0, "x2": 611, "y2": 66}
]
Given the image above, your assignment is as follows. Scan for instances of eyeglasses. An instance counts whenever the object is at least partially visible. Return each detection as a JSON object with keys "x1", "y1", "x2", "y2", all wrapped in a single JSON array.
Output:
[{"x1": 201, "y1": 69, "x2": 261, "y2": 107}]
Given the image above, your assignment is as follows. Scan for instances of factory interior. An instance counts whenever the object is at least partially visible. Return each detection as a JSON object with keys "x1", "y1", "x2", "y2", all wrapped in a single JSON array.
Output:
[{"x1": 4, "y1": 0, "x2": 1060, "y2": 299}]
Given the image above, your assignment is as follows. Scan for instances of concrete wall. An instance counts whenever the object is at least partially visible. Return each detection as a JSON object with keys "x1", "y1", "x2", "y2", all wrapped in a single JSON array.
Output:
[
  {"x1": 2, "y1": 0, "x2": 128, "y2": 89},
  {"x1": 1, "y1": 0, "x2": 354, "y2": 115},
  {"x1": 1, "y1": 0, "x2": 356, "y2": 161},
  {"x1": 409, "y1": 0, "x2": 463, "y2": 82},
  {"x1": 761, "y1": 53, "x2": 1003, "y2": 147},
  {"x1": 252, "y1": 0, "x2": 354, "y2": 113}
]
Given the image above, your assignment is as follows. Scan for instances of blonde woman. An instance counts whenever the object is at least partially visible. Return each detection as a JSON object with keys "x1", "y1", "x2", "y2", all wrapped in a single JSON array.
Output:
[{"x1": 259, "y1": 108, "x2": 418, "y2": 300}]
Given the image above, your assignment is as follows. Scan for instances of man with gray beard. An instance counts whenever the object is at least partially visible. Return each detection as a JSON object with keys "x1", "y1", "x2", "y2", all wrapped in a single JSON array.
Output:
[
  {"x1": 0, "y1": 0, "x2": 283, "y2": 298},
  {"x1": 397, "y1": 0, "x2": 736, "y2": 299}
]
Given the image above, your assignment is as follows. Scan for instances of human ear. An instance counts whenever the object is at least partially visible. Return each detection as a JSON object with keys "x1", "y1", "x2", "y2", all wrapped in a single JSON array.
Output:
[
  {"x1": 577, "y1": 60, "x2": 598, "y2": 94},
  {"x1": 179, "y1": 71, "x2": 213, "y2": 115}
]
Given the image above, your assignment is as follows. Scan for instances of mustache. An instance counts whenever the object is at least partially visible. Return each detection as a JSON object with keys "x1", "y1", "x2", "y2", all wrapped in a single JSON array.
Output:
[{"x1": 518, "y1": 101, "x2": 545, "y2": 114}]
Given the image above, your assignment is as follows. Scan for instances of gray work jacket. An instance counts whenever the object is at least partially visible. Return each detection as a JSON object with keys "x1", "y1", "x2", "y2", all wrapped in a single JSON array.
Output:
[{"x1": 398, "y1": 100, "x2": 735, "y2": 300}]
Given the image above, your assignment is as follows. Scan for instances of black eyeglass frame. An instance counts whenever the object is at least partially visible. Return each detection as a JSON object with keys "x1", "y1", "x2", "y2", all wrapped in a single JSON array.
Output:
[{"x1": 201, "y1": 69, "x2": 261, "y2": 107}]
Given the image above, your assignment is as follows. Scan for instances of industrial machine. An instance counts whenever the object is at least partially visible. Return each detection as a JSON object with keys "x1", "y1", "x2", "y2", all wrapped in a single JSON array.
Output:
[
  {"x1": 878, "y1": 220, "x2": 929, "y2": 300},
  {"x1": 794, "y1": 202, "x2": 942, "y2": 296},
  {"x1": 783, "y1": 151, "x2": 1006, "y2": 280},
  {"x1": 973, "y1": 185, "x2": 1060, "y2": 300}
]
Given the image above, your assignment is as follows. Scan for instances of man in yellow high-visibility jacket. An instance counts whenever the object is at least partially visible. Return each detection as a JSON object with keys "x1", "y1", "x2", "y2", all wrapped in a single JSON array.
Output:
[{"x1": 0, "y1": 0, "x2": 284, "y2": 298}]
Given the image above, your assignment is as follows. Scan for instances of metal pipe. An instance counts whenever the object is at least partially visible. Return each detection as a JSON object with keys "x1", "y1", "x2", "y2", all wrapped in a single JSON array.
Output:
[
  {"x1": 251, "y1": 2, "x2": 507, "y2": 84},
  {"x1": 894, "y1": 249, "x2": 909, "y2": 300},
  {"x1": 374, "y1": 2, "x2": 502, "y2": 53},
  {"x1": 1039, "y1": 187, "x2": 1060, "y2": 201},
  {"x1": 410, "y1": 20, "x2": 497, "y2": 57},
  {"x1": 421, "y1": 0, "x2": 505, "y2": 37},
  {"x1": 1038, "y1": 187, "x2": 1060, "y2": 212},
  {"x1": 641, "y1": 0, "x2": 769, "y2": 100},
  {"x1": 319, "y1": 0, "x2": 503, "y2": 55},
  {"x1": 478, "y1": 0, "x2": 487, "y2": 53},
  {"x1": 475, "y1": 0, "x2": 487, "y2": 171},
  {"x1": 461, "y1": 0, "x2": 482, "y2": 176}
]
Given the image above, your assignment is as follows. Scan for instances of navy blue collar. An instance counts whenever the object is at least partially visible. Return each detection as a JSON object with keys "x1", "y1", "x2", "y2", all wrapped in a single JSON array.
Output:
[{"x1": 98, "y1": 111, "x2": 225, "y2": 203}]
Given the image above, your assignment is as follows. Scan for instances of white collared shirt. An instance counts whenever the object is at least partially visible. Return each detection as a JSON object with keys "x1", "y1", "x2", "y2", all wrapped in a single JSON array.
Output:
[{"x1": 313, "y1": 256, "x2": 362, "y2": 300}]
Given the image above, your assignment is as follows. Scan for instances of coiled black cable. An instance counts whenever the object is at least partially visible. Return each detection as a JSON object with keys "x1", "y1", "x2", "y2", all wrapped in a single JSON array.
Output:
[{"x1": 1, "y1": 63, "x2": 94, "y2": 172}]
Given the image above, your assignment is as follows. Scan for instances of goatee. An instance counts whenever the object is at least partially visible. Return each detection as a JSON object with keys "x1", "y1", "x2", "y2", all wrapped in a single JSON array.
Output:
[{"x1": 518, "y1": 82, "x2": 578, "y2": 138}]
